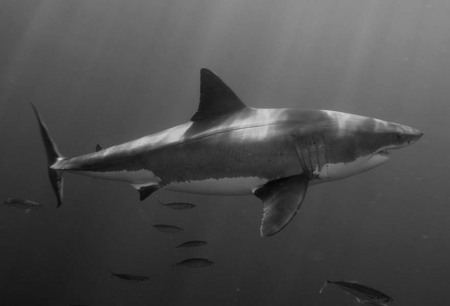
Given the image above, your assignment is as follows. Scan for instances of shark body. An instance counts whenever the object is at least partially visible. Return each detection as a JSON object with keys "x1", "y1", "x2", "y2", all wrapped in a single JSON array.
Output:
[{"x1": 32, "y1": 69, "x2": 423, "y2": 237}]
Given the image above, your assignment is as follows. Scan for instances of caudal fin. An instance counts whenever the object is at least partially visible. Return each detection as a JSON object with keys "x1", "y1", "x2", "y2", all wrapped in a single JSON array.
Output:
[
  {"x1": 319, "y1": 280, "x2": 331, "y2": 294},
  {"x1": 107, "y1": 266, "x2": 115, "y2": 280},
  {"x1": 31, "y1": 102, "x2": 64, "y2": 207}
]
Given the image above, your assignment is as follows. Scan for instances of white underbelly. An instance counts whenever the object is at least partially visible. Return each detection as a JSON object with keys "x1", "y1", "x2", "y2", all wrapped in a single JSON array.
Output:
[
  {"x1": 166, "y1": 176, "x2": 268, "y2": 195},
  {"x1": 73, "y1": 170, "x2": 267, "y2": 195},
  {"x1": 312, "y1": 154, "x2": 388, "y2": 180}
]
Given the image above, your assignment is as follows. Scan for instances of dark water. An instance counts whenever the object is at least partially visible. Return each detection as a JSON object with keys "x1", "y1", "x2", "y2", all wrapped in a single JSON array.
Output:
[{"x1": 0, "y1": 0, "x2": 448, "y2": 305}]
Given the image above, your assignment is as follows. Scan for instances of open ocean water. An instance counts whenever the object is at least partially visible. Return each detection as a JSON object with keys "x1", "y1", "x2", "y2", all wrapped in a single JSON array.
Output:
[{"x1": 0, "y1": 0, "x2": 449, "y2": 305}]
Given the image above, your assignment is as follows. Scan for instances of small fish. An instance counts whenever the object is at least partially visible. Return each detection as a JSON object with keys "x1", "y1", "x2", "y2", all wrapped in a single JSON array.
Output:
[
  {"x1": 108, "y1": 268, "x2": 149, "y2": 282},
  {"x1": 152, "y1": 224, "x2": 184, "y2": 233},
  {"x1": 172, "y1": 258, "x2": 214, "y2": 268},
  {"x1": 176, "y1": 240, "x2": 208, "y2": 248},
  {"x1": 320, "y1": 280, "x2": 393, "y2": 305},
  {"x1": 158, "y1": 200, "x2": 196, "y2": 210},
  {"x1": 95, "y1": 144, "x2": 103, "y2": 152},
  {"x1": 4, "y1": 197, "x2": 43, "y2": 212}
]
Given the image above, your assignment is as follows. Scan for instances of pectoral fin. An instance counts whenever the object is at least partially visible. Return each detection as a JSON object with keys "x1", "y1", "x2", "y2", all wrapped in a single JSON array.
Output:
[{"x1": 253, "y1": 175, "x2": 309, "y2": 237}]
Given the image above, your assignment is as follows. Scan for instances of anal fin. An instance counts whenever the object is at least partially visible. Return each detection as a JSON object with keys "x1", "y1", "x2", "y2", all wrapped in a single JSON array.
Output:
[
  {"x1": 253, "y1": 174, "x2": 309, "y2": 237},
  {"x1": 131, "y1": 184, "x2": 161, "y2": 201}
]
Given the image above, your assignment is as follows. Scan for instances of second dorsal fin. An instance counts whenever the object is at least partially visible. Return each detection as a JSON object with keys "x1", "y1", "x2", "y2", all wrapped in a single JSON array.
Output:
[{"x1": 191, "y1": 69, "x2": 247, "y2": 121}]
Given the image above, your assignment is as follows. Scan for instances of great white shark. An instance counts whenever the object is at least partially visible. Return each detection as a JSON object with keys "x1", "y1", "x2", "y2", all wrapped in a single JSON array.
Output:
[{"x1": 32, "y1": 68, "x2": 423, "y2": 237}]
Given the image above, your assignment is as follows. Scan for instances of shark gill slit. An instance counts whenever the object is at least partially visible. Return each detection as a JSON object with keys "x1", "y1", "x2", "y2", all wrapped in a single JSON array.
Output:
[
  {"x1": 315, "y1": 133, "x2": 329, "y2": 173},
  {"x1": 312, "y1": 134, "x2": 322, "y2": 171},
  {"x1": 294, "y1": 138, "x2": 311, "y2": 177},
  {"x1": 294, "y1": 135, "x2": 328, "y2": 179},
  {"x1": 306, "y1": 137, "x2": 314, "y2": 174},
  {"x1": 321, "y1": 133, "x2": 329, "y2": 166},
  {"x1": 294, "y1": 141, "x2": 305, "y2": 173}
]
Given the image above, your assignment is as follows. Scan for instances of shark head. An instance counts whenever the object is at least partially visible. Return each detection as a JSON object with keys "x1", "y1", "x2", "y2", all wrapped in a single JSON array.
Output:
[{"x1": 309, "y1": 110, "x2": 423, "y2": 180}]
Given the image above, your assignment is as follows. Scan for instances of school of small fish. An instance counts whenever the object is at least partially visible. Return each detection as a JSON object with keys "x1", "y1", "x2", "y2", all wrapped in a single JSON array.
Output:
[
  {"x1": 152, "y1": 199, "x2": 214, "y2": 269},
  {"x1": 3, "y1": 195, "x2": 393, "y2": 304}
]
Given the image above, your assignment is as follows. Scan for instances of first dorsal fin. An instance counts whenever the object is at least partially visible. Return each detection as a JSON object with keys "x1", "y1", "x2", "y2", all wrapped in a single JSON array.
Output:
[{"x1": 191, "y1": 68, "x2": 247, "y2": 121}]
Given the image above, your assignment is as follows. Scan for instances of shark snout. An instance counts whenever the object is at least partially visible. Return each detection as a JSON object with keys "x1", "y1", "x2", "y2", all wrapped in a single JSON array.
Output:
[
  {"x1": 405, "y1": 127, "x2": 423, "y2": 144},
  {"x1": 380, "y1": 124, "x2": 423, "y2": 152},
  {"x1": 413, "y1": 129, "x2": 423, "y2": 138}
]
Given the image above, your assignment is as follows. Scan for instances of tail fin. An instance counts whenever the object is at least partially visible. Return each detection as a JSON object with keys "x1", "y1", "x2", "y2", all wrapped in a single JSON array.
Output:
[
  {"x1": 31, "y1": 102, "x2": 64, "y2": 207},
  {"x1": 107, "y1": 266, "x2": 115, "y2": 280},
  {"x1": 319, "y1": 280, "x2": 330, "y2": 294}
]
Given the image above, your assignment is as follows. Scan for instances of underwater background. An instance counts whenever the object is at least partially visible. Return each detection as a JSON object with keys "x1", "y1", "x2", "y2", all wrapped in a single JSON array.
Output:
[{"x1": 0, "y1": 0, "x2": 449, "y2": 305}]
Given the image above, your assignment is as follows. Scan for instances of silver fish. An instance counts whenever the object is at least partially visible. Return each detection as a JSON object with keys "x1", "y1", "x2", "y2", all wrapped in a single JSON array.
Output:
[
  {"x1": 320, "y1": 280, "x2": 393, "y2": 305},
  {"x1": 4, "y1": 198, "x2": 43, "y2": 212},
  {"x1": 158, "y1": 200, "x2": 196, "y2": 210},
  {"x1": 108, "y1": 268, "x2": 149, "y2": 282},
  {"x1": 176, "y1": 240, "x2": 208, "y2": 248},
  {"x1": 152, "y1": 224, "x2": 184, "y2": 233},
  {"x1": 172, "y1": 258, "x2": 214, "y2": 268}
]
